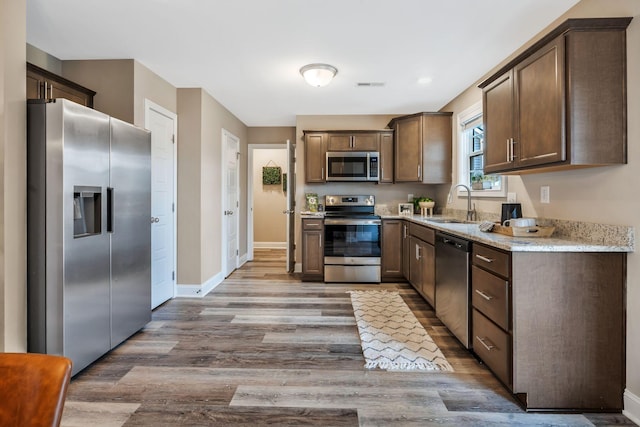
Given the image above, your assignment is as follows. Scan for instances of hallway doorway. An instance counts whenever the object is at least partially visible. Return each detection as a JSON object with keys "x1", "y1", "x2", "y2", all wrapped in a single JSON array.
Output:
[{"x1": 247, "y1": 145, "x2": 288, "y2": 263}]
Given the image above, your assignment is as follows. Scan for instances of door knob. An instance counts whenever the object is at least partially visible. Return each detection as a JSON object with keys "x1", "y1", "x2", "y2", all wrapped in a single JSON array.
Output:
[
  {"x1": 282, "y1": 210, "x2": 294, "y2": 214},
  {"x1": 224, "y1": 210, "x2": 234, "y2": 215},
  {"x1": 150, "y1": 217, "x2": 160, "y2": 223}
]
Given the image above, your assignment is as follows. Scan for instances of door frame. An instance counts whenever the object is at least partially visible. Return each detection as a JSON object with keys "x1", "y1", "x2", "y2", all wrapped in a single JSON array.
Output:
[
  {"x1": 222, "y1": 128, "x2": 240, "y2": 277},
  {"x1": 247, "y1": 143, "x2": 287, "y2": 262},
  {"x1": 144, "y1": 99, "x2": 177, "y2": 305}
]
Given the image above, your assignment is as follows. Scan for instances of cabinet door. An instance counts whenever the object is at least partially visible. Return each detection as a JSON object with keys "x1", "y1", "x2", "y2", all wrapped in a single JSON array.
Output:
[
  {"x1": 421, "y1": 115, "x2": 452, "y2": 183},
  {"x1": 408, "y1": 236, "x2": 422, "y2": 290},
  {"x1": 381, "y1": 220, "x2": 403, "y2": 279},
  {"x1": 515, "y1": 36, "x2": 565, "y2": 168},
  {"x1": 326, "y1": 133, "x2": 352, "y2": 151},
  {"x1": 26, "y1": 70, "x2": 43, "y2": 99},
  {"x1": 26, "y1": 63, "x2": 95, "y2": 108},
  {"x1": 419, "y1": 240, "x2": 435, "y2": 307},
  {"x1": 304, "y1": 133, "x2": 327, "y2": 183},
  {"x1": 394, "y1": 116, "x2": 422, "y2": 182},
  {"x1": 402, "y1": 222, "x2": 411, "y2": 279},
  {"x1": 379, "y1": 132, "x2": 394, "y2": 183},
  {"x1": 352, "y1": 133, "x2": 380, "y2": 151},
  {"x1": 302, "y1": 229, "x2": 323, "y2": 277},
  {"x1": 50, "y1": 83, "x2": 93, "y2": 107},
  {"x1": 483, "y1": 71, "x2": 515, "y2": 173}
]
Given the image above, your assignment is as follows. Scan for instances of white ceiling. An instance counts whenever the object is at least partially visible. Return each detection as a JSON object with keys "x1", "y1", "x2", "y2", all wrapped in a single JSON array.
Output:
[{"x1": 26, "y1": 0, "x2": 581, "y2": 126}]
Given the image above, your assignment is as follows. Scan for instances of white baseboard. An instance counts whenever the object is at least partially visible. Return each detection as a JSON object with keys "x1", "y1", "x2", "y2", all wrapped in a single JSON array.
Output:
[
  {"x1": 624, "y1": 389, "x2": 640, "y2": 426},
  {"x1": 253, "y1": 241, "x2": 286, "y2": 249},
  {"x1": 175, "y1": 271, "x2": 224, "y2": 298}
]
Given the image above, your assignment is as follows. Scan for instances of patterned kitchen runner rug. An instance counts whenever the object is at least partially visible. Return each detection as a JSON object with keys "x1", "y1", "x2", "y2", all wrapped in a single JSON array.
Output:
[{"x1": 347, "y1": 290, "x2": 453, "y2": 372}]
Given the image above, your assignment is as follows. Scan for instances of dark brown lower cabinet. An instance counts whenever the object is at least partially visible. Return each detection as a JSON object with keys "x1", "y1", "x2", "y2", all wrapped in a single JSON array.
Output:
[
  {"x1": 407, "y1": 223, "x2": 435, "y2": 307},
  {"x1": 472, "y1": 243, "x2": 625, "y2": 411},
  {"x1": 381, "y1": 220, "x2": 404, "y2": 280},
  {"x1": 301, "y1": 218, "x2": 323, "y2": 281}
]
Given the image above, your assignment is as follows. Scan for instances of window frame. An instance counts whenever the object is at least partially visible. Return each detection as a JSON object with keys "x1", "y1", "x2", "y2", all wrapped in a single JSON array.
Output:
[{"x1": 456, "y1": 101, "x2": 507, "y2": 198}]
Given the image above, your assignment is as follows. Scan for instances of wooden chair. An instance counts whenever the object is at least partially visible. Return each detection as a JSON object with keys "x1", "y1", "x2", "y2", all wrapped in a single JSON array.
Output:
[{"x1": 0, "y1": 353, "x2": 72, "y2": 427}]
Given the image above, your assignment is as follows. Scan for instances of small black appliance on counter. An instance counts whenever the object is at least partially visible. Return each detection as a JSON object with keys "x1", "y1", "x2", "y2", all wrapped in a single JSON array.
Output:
[{"x1": 501, "y1": 203, "x2": 522, "y2": 224}]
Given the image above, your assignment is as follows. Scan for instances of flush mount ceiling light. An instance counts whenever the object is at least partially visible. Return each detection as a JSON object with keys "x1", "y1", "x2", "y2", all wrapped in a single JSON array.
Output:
[{"x1": 299, "y1": 63, "x2": 338, "y2": 87}]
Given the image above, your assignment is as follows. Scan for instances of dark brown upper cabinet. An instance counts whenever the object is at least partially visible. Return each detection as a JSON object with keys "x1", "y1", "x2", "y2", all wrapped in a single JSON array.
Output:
[
  {"x1": 480, "y1": 18, "x2": 631, "y2": 174},
  {"x1": 387, "y1": 112, "x2": 452, "y2": 184},
  {"x1": 27, "y1": 62, "x2": 96, "y2": 108},
  {"x1": 326, "y1": 131, "x2": 380, "y2": 152}
]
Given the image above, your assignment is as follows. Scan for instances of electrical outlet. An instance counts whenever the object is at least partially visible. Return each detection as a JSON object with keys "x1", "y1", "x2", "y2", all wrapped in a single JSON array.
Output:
[
  {"x1": 540, "y1": 186, "x2": 550, "y2": 204},
  {"x1": 507, "y1": 192, "x2": 517, "y2": 202},
  {"x1": 408, "y1": 193, "x2": 414, "y2": 202}
]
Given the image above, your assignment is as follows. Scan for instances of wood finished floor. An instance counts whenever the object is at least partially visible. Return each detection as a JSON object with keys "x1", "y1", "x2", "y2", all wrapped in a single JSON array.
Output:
[{"x1": 61, "y1": 249, "x2": 635, "y2": 426}]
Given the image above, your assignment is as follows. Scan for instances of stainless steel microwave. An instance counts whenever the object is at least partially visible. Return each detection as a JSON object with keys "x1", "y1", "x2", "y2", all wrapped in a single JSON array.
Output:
[{"x1": 326, "y1": 151, "x2": 379, "y2": 182}]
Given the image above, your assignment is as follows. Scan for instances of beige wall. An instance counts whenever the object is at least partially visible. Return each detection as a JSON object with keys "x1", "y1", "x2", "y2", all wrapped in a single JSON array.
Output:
[
  {"x1": 248, "y1": 127, "x2": 295, "y2": 145},
  {"x1": 0, "y1": 0, "x2": 27, "y2": 351},
  {"x1": 176, "y1": 89, "x2": 203, "y2": 285},
  {"x1": 133, "y1": 61, "x2": 177, "y2": 127},
  {"x1": 176, "y1": 88, "x2": 248, "y2": 286},
  {"x1": 252, "y1": 148, "x2": 287, "y2": 244},
  {"x1": 441, "y1": 0, "x2": 640, "y2": 416},
  {"x1": 63, "y1": 59, "x2": 135, "y2": 123},
  {"x1": 27, "y1": 43, "x2": 62, "y2": 74},
  {"x1": 62, "y1": 59, "x2": 178, "y2": 127}
]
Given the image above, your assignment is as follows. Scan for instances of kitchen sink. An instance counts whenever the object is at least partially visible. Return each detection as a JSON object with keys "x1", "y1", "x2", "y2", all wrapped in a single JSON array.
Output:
[{"x1": 427, "y1": 218, "x2": 476, "y2": 224}]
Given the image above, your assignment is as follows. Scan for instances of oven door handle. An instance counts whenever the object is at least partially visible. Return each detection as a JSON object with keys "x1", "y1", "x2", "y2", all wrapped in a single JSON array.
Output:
[{"x1": 324, "y1": 219, "x2": 381, "y2": 226}]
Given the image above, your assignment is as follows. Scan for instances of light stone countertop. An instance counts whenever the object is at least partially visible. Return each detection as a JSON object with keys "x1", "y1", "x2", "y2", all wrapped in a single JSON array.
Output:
[
  {"x1": 383, "y1": 214, "x2": 634, "y2": 253},
  {"x1": 299, "y1": 211, "x2": 633, "y2": 252}
]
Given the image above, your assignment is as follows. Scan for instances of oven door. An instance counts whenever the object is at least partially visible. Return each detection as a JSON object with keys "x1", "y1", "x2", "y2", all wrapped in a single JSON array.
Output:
[
  {"x1": 326, "y1": 152, "x2": 371, "y2": 181},
  {"x1": 323, "y1": 218, "x2": 381, "y2": 262},
  {"x1": 324, "y1": 218, "x2": 381, "y2": 283}
]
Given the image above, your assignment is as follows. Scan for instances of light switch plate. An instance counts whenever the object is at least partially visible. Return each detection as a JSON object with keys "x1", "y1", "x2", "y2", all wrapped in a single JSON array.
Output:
[
  {"x1": 507, "y1": 192, "x2": 517, "y2": 202},
  {"x1": 408, "y1": 193, "x2": 414, "y2": 202},
  {"x1": 540, "y1": 186, "x2": 550, "y2": 204}
]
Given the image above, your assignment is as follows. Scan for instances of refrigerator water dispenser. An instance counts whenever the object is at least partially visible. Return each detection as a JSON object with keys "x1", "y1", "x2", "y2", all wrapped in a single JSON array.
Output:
[{"x1": 73, "y1": 186, "x2": 102, "y2": 237}]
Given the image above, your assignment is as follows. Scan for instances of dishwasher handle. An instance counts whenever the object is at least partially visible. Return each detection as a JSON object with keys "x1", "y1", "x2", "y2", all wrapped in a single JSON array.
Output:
[{"x1": 435, "y1": 232, "x2": 471, "y2": 252}]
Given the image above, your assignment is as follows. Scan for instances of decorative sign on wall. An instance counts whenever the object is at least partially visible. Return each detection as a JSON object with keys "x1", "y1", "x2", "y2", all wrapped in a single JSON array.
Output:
[
  {"x1": 282, "y1": 173, "x2": 287, "y2": 192},
  {"x1": 262, "y1": 160, "x2": 282, "y2": 185}
]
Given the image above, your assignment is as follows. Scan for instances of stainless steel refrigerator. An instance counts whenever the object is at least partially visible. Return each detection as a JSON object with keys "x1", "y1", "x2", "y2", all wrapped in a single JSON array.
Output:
[{"x1": 27, "y1": 99, "x2": 151, "y2": 375}]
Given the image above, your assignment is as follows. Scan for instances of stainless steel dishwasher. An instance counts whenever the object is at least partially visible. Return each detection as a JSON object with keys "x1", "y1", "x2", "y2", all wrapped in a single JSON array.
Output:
[{"x1": 435, "y1": 231, "x2": 472, "y2": 349}]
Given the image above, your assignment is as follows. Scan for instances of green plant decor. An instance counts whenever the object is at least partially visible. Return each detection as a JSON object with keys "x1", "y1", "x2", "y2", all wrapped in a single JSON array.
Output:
[
  {"x1": 412, "y1": 196, "x2": 433, "y2": 213},
  {"x1": 262, "y1": 166, "x2": 281, "y2": 185},
  {"x1": 282, "y1": 173, "x2": 287, "y2": 192}
]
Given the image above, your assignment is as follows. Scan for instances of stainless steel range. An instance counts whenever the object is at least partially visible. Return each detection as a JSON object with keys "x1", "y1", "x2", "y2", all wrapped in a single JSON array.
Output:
[{"x1": 323, "y1": 195, "x2": 381, "y2": 283}]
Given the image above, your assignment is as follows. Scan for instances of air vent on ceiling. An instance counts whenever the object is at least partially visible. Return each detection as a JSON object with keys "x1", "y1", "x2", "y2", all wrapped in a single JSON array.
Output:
[{"x1": 356, "y1": 82, "x2": 385, "y2": 87}]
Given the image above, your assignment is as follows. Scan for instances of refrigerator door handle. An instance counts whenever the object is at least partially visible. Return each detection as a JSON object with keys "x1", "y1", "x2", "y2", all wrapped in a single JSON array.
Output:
[{"x1": 107, "y1": 187, "x2": 114, "y2": 233}]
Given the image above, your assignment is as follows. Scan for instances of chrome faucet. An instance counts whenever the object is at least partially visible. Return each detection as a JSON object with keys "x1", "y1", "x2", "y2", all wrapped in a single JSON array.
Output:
[{"x1": 449, "y1": 184, "x2": 476, "y2": 221}]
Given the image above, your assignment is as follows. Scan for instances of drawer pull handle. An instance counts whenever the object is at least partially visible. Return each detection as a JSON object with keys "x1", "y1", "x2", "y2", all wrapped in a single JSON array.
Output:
[
  {"x1": 476, "y1": 336, "x2": 496, "y2": 351},
  {"x1": 475, "y1": 289, "x2": 493, "y2": 301},
  {"x1": 475, "y1": 254, "x2": 494, "y2": 263}
]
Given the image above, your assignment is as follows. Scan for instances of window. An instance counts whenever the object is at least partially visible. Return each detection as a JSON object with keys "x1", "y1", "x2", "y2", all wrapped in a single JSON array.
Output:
[{"x1": 457, "y1": 102, "x2": 506, "y2": 197}]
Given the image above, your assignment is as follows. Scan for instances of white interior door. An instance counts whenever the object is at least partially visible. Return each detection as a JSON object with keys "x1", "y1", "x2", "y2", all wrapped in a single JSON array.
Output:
[
  {"x1": 145, "y1": 101, "x2": 176, "y2": 309},
  {"x1": 223, "y1": 129, "x2": 239, "y2": 277},
  {"x1": 286, "y1": 139, "x2": 296, "y2": 273}
]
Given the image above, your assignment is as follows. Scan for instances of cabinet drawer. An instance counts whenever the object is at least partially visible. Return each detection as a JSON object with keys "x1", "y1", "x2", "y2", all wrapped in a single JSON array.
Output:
[
  {"x1": 472, "y1": 244, "x2": 510, "y2": 278},
  {"x1": 472, "y1": 266, "x2": 509, "y2": 330},
  {"x1": 409, "y1": 223, "x2": 435, "y2": 245},
  {"x1": 303, "y1": 219, "x2": 323, "y2": 230},
  {"x1": 473, "y1": 309, "x2": 511, "y2": 387}
]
